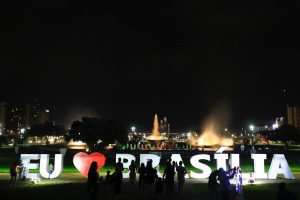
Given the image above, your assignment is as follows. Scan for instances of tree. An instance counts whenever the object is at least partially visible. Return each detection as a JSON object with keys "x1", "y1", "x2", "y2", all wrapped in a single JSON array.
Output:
[
  {"x1": 67, "y1": 117, "x2": 128, "y2": 151},
  {"x1": 259, "y1": 124, "x2": 300, "y2": 150}
]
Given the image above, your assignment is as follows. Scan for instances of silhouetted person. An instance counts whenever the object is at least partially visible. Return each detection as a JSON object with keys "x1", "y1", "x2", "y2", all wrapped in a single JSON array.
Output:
[
  {"x1": 172, "y1": 161, "x2": 177, "y2": 170},
  {"x1": 115, "y1": 158, "x2": 124, "y2": 176},
  {"x1": 218, "y1": 167, "x2": 236, "y2": 200},
  {"x1": 176, "y1": 161, "x2": 187, "y2": 195},
  {"x1": 87, "y1": 161, "x2": 99, "y2": 200},
  {"x1": 106, "y1": 171, "x2": 112, "y2": 185},
  {"x1": 9, "y1": 162, "x2": 18, "y2": 186},
  {"x1": 163, "y1": 161, "x2": 175, "y2": 196},
  {"x1": 278, "y1": 182, "x2": 296, "y2": 200},
  {"x1": 129, "y1": 160, "x2": 137, "y2": 188},
  {"x1": 208, "y1": 170, "x2": 221, "y2": 200},
  {"x1": 145, "y1": 160, "x2": 157, "y2": 193},
  {"x1": 155, "y1": 177, "x2": 164, "y2": 199},
  {"x1": 112, "y1": 168, "x2": 123, "y2": 199},
  {"x1": 138, "y1": 163, "x2": 146, "y2": 191}
]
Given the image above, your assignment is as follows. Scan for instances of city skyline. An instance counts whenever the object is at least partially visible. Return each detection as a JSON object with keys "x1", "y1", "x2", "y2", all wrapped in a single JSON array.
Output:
[{"x1": 1, "y1": 1, "x2": 300, "y2": 131}]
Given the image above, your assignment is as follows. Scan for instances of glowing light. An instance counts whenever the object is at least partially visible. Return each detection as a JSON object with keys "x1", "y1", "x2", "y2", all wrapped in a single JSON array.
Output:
[
  {"x1": 249, "y1": 125, "x2": 255, "y2": 131},
  {"x1": 196, "y1": 120, "x2": 233, "y2": 146},
  {"x1": 272, "y1": 123, "x2": 279, "y2": 130}
]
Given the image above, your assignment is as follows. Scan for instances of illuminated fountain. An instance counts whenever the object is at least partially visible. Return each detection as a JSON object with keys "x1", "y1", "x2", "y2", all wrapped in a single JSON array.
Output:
[
  {"x1": 189, "y1": 118, "x2": 234, "y2": 151},
  {"x1": 146, "y1": 114, "x2": 167, "y2": 149}
]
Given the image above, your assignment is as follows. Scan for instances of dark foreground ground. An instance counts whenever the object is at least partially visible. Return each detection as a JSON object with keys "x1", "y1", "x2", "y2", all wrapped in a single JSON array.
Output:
[{"x1": 0, "y1": 173, "x2": 299, "y2": 200}]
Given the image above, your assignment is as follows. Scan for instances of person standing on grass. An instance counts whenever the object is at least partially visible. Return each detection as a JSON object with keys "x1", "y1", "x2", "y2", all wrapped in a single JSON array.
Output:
[
  {"x1": 129, "y1": 160, "x2": 137, "y2": 189},
  {"x1": 138, "y1": 163, "x2": 146, "y2": 191},
  {"x1": 145, "y1": 160, "x2": 157, "y2": 194},
  {"x1": 9, "y1": 162, "x2": 18, "y2": 186},
  {"x1": 87, "y1": 162, "x2": 99, "y2": 200},
  {"x1": 208, "y1": 170, "x2": 221, "y2": 200},
  {"x1": 115, "y1": 158, "x2": 124, "y2": 173},
  {"x1": 163, "y1": 161, "x2": 175, "y2": 197},
  {"x1": 218, "y1": 167, "x2": 237, "y2": 200},
  {"x1": 112, "y1": 166, "x2": 123, "y2": 199},
  {"x1": 176, "y1": 161, "x2": 187, "y2": 196}
]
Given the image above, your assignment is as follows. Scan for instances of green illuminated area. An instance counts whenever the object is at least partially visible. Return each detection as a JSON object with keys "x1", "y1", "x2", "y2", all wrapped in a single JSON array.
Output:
[{"x1": 1, "y1": 152, "x2": 300, "y2": 174}]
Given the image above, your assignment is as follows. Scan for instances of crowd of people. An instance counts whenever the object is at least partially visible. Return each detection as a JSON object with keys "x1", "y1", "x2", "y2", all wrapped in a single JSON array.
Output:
[
  {"x1": 8, "y1": 159, "x2": 297, "y2": 200},
  {"x1": 87, "y1": 159, "x2": 187, "y2": 200}
]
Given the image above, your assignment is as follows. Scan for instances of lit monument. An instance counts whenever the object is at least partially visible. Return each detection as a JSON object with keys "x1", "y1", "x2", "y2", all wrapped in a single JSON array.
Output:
[{"x1": 146, "y1": 114, "x2": 167, "y2": 148}]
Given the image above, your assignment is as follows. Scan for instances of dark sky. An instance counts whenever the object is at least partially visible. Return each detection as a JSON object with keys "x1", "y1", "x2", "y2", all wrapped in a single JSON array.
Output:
[{"x1": 1, "y1": 0, "x2": 300, "y2": 132}]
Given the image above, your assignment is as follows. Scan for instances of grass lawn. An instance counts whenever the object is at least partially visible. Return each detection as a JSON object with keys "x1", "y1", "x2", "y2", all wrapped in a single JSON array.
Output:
[
  {"x1": 0, "y1": 179, "x2": 299, "y2": 200},
  {"x1": 1, "y1": 154, "x2": 300, "y2": 174}
]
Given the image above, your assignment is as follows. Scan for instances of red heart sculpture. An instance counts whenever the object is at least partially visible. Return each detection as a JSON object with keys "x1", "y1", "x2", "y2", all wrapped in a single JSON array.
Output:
[{"x1": 73, "y1": 152, "x2": 106, "y2": 178}]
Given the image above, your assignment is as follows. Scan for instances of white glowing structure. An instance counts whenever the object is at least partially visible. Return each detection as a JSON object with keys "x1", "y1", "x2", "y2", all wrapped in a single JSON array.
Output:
[
  {"x1": 140, "y1": 154, "x2": 162, "y2": 177},
  {"x1": 190, "y1": 154, "x2": 211, "y2": 178},
  {"x1": 116, "y1": 154, "x2": 136, "y2": 178},
  {"x1": 268, "y1": 154, "x2": 294, "y2": 179},
  {"x1": 214, "y1": 154, "x2": 228, "y2": 170},
  {"x1": 170, "y1": 154, "x2": 188, "y2": 178},
  {"x1": 39, "y1": 154, "x2": 63, "y2": 179},
  {"x1": 20, "y1": 154, "x2": 63, "y2": 179},
  {"x1": 230, "y1": 154, "x2": 240, "y2": 168},
  {"x1": 251, "y1": 154, "x2": 267, "y2": 179},
  {"x1": 20, "y1": 154, "x2": 40, "y2": 179}
]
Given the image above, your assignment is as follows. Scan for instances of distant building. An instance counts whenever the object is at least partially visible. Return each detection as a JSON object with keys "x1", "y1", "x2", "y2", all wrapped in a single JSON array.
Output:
[
  {"x1": 159, "y1": 116, "x2": 170, "y2": 133},
  {"x1": 287, "y1": 105, "x2": 300, "y2": 129},
  {"x1": 0, "y1": 100, "x2": 51, "y2": 134},
  {"x1": 6, "y1": 105, "x2": 26, "y2": 134},
  {"x1": 272, "y1": 117, "x2": 285, "y2": 130},
  {"x1": 0, "y1": 101, "x2": 6, "y2": 132},
  {"x1": 25, "y1": 100, "x2": 50, "y2": 127}
]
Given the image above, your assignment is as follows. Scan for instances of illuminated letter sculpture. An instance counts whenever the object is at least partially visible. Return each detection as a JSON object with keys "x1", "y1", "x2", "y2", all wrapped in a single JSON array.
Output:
[
  {"x1": 268, "y1": 154, "x2": 294, "y2": 179},
  {"x1": 214, "y1": 154, "x2": 228, "y2": 170},
  {"x1": 140, "y1": 154, "x2": 162, "y2": 177},
  {"x1": 170, "y1": 154, "x2": 188, "y2": 178},
  {"x1": 20, "y1": 154, "x2": 40, "y2": 179},
  {"x1": 116, "y1": 154, "x2": 136, "y2": 178},
  {"x1": 190, "y1": 154, "x2": 211, "y2": 178},
  {"x1": 40, "y1": 154, "x2": 63, "y2": 179},
  {"x1": 251, "y1": 154, "x2": 267, "y2": 179}
]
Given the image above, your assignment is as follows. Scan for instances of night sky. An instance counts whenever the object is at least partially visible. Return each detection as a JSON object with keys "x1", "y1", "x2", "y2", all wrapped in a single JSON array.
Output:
[{"x1": 1, "y1": 1, "x2": 300, "y2": 131}]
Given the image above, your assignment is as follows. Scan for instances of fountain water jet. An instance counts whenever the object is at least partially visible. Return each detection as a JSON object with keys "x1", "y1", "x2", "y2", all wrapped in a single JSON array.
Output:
[{"x1": 146, "y1": 114, "x2": 167, "y2": 141}]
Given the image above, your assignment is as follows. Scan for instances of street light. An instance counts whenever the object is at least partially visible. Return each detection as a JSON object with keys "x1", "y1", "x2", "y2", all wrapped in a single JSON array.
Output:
[
  {"x1": 131, "y1": 126, "x2": 136, "y2": 132},
  {"x1": 249, "y1": 125, "x2": 255, "y2": 131}
]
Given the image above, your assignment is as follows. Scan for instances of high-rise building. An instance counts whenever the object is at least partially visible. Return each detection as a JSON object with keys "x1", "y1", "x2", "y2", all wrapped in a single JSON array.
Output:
[
  {"x1": 159, "y1": 116, "x2": 170, "y2": 133},
  {"x1": 6, "y1": 105, "x2": 26, "y2": 134},
  {"x1": 0, "y1": 101, "x2": 6, "y2": 132},
  {"x1": 287, "y1": 105, "x2": 300, "y2": 129},
  {"x1": 25, "y1": 100, "x2": 50, "y2": 127}
]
